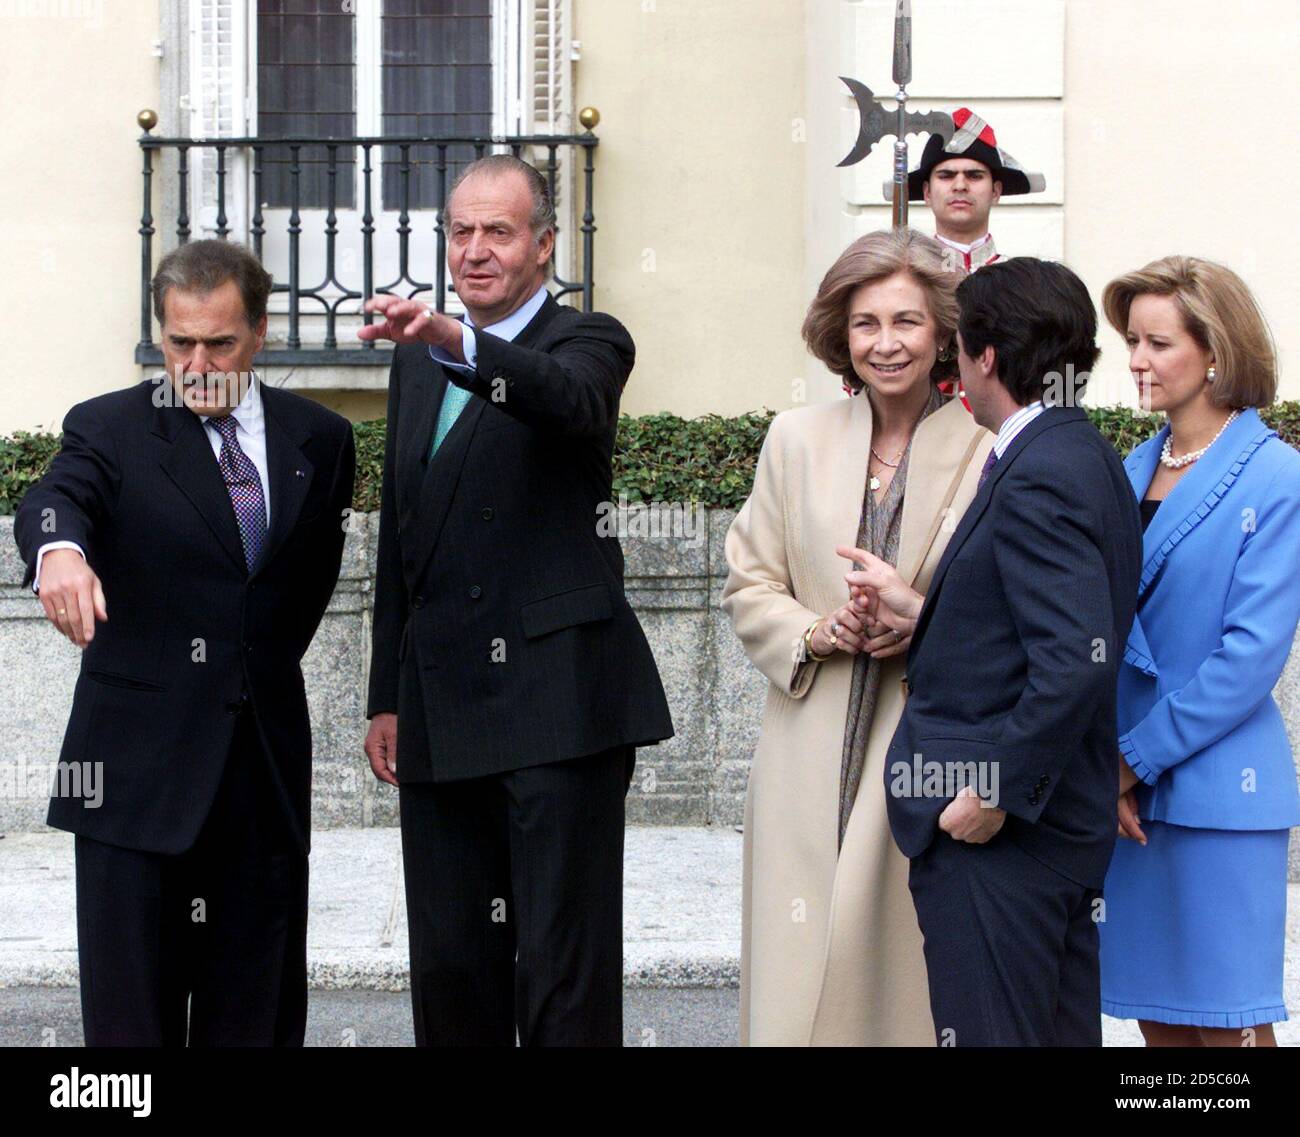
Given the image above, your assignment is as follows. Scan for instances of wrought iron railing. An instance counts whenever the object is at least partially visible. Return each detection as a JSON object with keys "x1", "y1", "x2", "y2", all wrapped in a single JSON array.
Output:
[{"x1": 133, "y1": 107, "x2": 601, "y2": 366}]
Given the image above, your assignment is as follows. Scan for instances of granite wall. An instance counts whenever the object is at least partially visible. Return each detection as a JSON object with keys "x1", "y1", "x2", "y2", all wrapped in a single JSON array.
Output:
[{"x1": 3, "y1": 511, "x2": 1299, "y2": 878}]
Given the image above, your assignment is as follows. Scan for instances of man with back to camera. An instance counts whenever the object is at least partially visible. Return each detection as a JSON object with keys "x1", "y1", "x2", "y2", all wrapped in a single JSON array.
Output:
[
  {"x1": 360, "y1": 155, "x2": 673, "y2": 1047},
  {"x1": 14, "y1": 239, "x2": 356, "y2": 1045},
  {"x1": 850, "y1": 258, "x2": 1142, "y2": 1045}
]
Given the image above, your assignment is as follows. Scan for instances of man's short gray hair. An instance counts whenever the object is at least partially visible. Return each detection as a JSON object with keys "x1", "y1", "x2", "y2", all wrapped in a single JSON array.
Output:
[
  {"x1": 444, "y1": 154, "x2": 557, "y2": 240},
  {"x1": 152, "y1": 239, "x2": 273, "y2": 327}
]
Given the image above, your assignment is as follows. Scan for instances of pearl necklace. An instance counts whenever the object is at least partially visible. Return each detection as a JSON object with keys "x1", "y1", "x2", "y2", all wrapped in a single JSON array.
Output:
[{"x1": 1159, "y1": 410, "x2": 1239, "y2": 469}]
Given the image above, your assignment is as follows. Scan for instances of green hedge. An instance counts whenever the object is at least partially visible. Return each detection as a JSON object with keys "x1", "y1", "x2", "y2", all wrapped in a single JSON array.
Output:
[{"x1": 5, "y1": 403, "x2": 1300, "y2": 516}]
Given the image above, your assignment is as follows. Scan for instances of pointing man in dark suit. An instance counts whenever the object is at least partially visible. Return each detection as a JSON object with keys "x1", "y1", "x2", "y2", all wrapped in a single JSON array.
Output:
[
  {"x1": 852, "y1": 258, "x2": 1142, "y2": 1045},
  {"x1": 15, "y1": 239, "x2": 356, "y2": 1045},
  {"x1": 360, "y1": 155, "x2": 673, "y2": 1046}
]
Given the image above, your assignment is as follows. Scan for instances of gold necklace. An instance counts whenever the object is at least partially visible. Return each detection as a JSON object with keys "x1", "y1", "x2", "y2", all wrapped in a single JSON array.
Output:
[
  {"x1": 868, "y1": 400, "x2": 929, "y2": 491},
  {"x1": 868, "y1": 445, "x2": 905, "y2": 492}
]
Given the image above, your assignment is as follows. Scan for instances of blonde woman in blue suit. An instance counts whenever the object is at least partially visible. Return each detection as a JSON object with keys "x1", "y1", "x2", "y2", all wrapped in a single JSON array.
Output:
[{"x1": 1099, "y1": 257, "x2": 1300, "y2": 1047}]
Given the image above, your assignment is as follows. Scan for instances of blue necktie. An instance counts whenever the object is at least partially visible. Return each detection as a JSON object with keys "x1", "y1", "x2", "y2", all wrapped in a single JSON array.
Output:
[{"x1": 978, "y1": 448, "x2": 999, "y2": 487}]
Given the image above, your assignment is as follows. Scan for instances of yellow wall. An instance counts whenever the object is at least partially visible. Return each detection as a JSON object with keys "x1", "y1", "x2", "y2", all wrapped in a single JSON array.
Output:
[
  {"x1": 3, "y1": 1, "x2": 1294, "y2": 435},
  {"x1": 0, "y1": 0, "x2": 160, "y2": 431},
  {"x1": 810, "y1": 0, "x2": 1299, "y2": 408},
  {"x1": 574, "y1": 0, "x2": 808, "y2": 418},
  {"x1": 1064, "y1": 0, "x2": 1300, "y2": 405}
]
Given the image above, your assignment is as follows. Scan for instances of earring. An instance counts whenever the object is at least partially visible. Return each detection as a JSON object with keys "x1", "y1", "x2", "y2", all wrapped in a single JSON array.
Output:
[
  {"x1": 1207, "y1": 366, "x2": 1217, "y2": 383},
  {"x1": 938, "y1": 343, "x2": 955, "y2": 363}
]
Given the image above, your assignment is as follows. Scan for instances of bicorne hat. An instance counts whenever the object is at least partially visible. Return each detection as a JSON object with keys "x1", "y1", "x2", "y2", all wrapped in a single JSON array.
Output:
[{"x1": 897, "y1": 107, "x2": 1046, "y2": 202}]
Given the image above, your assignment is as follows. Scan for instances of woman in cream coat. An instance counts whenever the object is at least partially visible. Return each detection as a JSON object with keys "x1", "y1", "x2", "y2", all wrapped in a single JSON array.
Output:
[{"x1": 722, "y1": 229, "x2": 993, "y2": 1045}]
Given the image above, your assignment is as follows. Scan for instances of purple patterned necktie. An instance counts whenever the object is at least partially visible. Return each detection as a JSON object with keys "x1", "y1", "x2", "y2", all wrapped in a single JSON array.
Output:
[
  {"x1": 210, "y1": 415, "x2": 267, "y2": 569},
  {"x1": 978, "y1": 448, "x2": 999, "y2": 487}
]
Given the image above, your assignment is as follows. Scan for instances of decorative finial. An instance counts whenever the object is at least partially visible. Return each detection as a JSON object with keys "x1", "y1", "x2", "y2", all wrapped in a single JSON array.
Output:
[
  {"x1": 578, "y1": 107, "x2": 600, "y2": 132},
  {"x1": 137, "y1": 109, "x2": 158, "y2": 133}
]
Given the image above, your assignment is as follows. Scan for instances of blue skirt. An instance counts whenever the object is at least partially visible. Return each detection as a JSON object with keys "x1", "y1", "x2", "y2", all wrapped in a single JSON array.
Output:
[{"x1": 1100, "y1": 820, "x2": 1290, "y2": 1027}]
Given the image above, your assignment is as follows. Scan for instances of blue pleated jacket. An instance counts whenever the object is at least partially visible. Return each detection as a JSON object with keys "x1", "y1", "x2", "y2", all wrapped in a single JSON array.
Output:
[{"x1": 1120, "y1": 408, "x2": 1300, "y2": 830}]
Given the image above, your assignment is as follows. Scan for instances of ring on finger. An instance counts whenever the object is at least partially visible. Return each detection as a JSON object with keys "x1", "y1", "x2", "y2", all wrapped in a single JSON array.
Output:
[
  {"x1": 57, "y1": 608, "x2": 67, "y2": 615},
  {"x1": 830, "y1": 621, "x2": 842, "y2": 637}
]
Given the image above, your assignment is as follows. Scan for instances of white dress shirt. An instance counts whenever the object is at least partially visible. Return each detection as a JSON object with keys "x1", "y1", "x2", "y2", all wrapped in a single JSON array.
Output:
[
  {"x1": 935, "y1": 231, "x2": 1000, "y2": 273},
  {"x1": 427, "y1": 284, "x2": 551, "y2": 372},
  {"x1": 33, "y1": 374, "x2": 272, "y2": 592}
]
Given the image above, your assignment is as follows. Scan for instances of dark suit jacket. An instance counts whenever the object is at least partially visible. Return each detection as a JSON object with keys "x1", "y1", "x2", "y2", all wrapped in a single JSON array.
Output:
[
  {"x1": 367, "y1": 293, "x2": 673, "y2": 781},
  {"x1": 885, "y1": 405, "x2": 1142, "y2": 888},
  {"x1": 14, "y1": 379, "x2": 355, "y2": 855}
]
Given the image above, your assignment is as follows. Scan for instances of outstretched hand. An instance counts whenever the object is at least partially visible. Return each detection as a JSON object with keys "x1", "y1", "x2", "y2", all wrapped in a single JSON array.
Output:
[{"x1": 358, "y1": 296, "x2": 463, "y2": 357}]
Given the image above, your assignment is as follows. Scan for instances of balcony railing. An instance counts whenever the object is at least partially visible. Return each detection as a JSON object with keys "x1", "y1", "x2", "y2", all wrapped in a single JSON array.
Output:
[{"x1": 133, "y1": 108, "x2": 601, "y2": 367}]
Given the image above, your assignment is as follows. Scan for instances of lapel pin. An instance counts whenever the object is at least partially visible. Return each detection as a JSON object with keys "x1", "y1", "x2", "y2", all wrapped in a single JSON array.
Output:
[{"x1": 295, "y1": 469, "x2": 304, "y2": 477}]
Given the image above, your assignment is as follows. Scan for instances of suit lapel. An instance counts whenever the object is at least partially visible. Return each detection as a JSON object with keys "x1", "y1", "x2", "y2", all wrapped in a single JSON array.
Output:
[
  {"x1": 910, "y1": 405, "x2": 1085, "y2": 650},
  {"x1": 401, "y1": 294, "x2": 563, "y2": 586},
  {"x1": 895, "y1": 398, "x2": 990, "y2": 587},
  {"x1": 1124, "y1": 428, "x2": 1164, "y2": 503},
  {"x1": 255, "y1": 385, "x2": 314, "y2": 577},
  {"x1": 408, "y1": 394, "x2": 487, "y2": 584},
  {"x1": 153, "y1": 394, "x2": 248, "y2": 573},
  {"x1": 153, "y1": 381, "x2": 316, "y2": 577},
  {"x1": 513, "y1": 293, "x2": 560, "y2": 348}
]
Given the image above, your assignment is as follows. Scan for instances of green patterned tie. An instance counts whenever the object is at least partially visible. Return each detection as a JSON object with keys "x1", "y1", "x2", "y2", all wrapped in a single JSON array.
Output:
[{"x1": 430, "y1": 383, "x2": 473, "y2": 458}]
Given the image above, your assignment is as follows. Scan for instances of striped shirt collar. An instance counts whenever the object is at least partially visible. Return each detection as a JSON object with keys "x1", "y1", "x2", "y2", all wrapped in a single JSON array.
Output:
[{"x1": 992, "y1": 399, "x2": 1046, "y2": 458}]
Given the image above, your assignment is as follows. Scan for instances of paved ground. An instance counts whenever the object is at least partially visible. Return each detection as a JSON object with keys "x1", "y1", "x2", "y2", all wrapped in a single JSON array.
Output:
[
  {"x1": 0, "y1": 826, "x2": 742, "y2": 990},
  {"x1": 2, "y1": 826, "x2": 1296, "y2": 1046},
  {"x1": 0, "y1": 987, "x2": 743, "y2": 1048}
]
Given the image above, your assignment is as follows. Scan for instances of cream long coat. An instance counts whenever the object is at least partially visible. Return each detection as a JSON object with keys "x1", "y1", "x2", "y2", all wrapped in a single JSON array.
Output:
[{"x1": 721, "y1": 392, "x2": 993, "y2": 1046}]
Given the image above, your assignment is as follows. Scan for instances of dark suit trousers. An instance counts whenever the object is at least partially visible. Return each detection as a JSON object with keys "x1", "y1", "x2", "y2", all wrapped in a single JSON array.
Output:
[
  {"x1": 908, "y1": 831, "x2": 1102, "y2": 1047},
  {"x1": 399, "y1": 746, "x2": 635, "y2": 1047},
  {"x1": 73, "y1": 709, "x2": 308, "y2": 1047}
]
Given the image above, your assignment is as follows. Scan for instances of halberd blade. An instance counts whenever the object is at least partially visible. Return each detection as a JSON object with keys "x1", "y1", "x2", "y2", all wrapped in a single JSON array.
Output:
[
  {"x1": 838, "y1": 76, "x2": 891, "y2": 167},
  {"x1": 893, "y1": 0, "x2": 913, "y2": 86},
  {"x1": 904, "y1": 108, "x2": 954, "y2": 143}
]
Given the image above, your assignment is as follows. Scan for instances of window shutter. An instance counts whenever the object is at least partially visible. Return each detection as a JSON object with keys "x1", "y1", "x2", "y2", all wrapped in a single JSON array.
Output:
[
  {"x1": 530, "y1": 0, "x2": 571, "y2": 133},
  {"x1": 188, "y1": 0, "x2": 250, "y2": 238},
  {"x1": 527, "y1": 0, "x2": 575, "y2": 283}
]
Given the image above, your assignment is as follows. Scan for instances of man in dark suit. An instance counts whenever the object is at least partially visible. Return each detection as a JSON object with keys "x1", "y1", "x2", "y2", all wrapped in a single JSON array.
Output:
[
  {"x1": 360, "y1": 155, "x2": 673, "y2": 1046},
  {"x1": 862, "y1": 258, "x2": 1142, "y2": 1046},
  {"x1": 14, "y1": 239, "x2": 355, "y2": 1045}
]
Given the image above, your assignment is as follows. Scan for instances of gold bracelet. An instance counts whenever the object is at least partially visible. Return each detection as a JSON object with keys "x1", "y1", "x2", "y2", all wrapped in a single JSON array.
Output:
[{"x1": 804, "y1": 619, "x2": 834, "y2": 662}]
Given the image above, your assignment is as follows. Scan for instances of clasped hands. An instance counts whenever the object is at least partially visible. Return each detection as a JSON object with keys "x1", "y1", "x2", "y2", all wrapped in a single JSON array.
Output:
[
  {"x1": 816, "y1": 546, "x2": 1005, "y2": 843},
  {"x1": 806, "y1": 545, "x2": 924, "y2": 661}
]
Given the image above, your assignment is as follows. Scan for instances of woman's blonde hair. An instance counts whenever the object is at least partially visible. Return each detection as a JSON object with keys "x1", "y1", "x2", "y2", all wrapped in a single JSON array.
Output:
[
  {"x1": 1102, "y1": 256, "x2": 1278, "y2": 408},
  {"x1": 802, "y1": 228, "x2": 959, "y2": 393}
]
